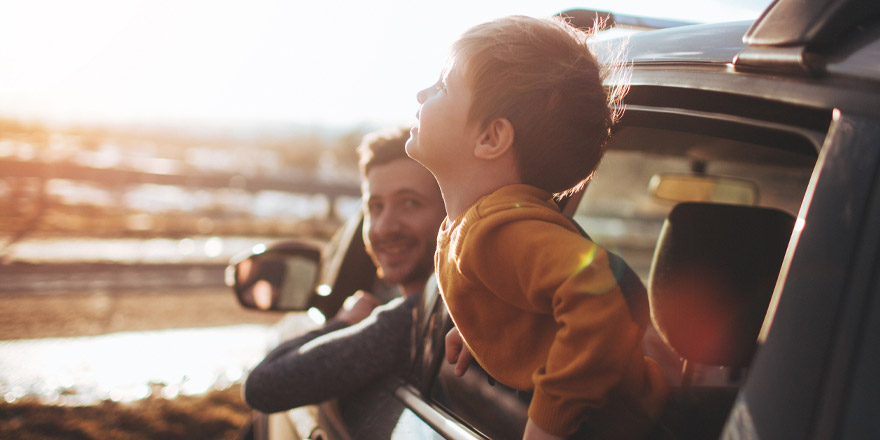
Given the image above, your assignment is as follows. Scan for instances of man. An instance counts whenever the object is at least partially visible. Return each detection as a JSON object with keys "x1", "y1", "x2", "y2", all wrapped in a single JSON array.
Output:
[{"x1": 242, "y1": 127, "x2": 445, "y2": 413}]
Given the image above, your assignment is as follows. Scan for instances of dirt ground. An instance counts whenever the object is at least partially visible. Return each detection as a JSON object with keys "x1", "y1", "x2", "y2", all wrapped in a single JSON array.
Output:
[
  {"x1": 0, "y1": 384, "x2": 252, "y2": 440},
  {"x1": 0, "y1": 287, "x2": 284, "y2": 341}
]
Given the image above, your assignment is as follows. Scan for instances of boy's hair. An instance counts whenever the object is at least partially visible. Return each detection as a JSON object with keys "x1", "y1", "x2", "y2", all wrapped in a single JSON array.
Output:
[
  {"x1": 450, "y1": 15, "x2": 627, "y2": 197},
  {"x1": 357, "y1": 127, "x2": 412, "y2": 178}
]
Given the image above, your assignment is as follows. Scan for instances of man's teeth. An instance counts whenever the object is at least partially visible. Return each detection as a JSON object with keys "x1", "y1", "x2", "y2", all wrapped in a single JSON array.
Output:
[{"x1": 382, "y1": 244, "x2": 407, "y2": 255}]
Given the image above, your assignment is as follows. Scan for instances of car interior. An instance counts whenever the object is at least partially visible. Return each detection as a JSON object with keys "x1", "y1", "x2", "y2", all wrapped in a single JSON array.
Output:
[{"x1": 647, "y1": 201, "x2": 795, "y2": 438}]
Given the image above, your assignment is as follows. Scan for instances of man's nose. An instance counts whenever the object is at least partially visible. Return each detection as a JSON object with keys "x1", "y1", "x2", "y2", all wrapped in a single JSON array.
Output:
[{"x1": 372, "y1": 207, "x2": 402, "y2": 235}]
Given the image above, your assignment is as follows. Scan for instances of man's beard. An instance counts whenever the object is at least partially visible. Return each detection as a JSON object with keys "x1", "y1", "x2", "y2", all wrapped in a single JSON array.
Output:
[
  {"x1": 370, "y1": 238, "x2": 436, "y2": 290},
  {"x1": 399, "y1": 246, "x2": 436, "y2": 288}
]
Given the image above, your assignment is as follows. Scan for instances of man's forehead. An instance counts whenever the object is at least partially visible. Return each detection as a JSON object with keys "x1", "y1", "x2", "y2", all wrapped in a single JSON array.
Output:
[{"x1": 362, "y1": 158, "x2": 438, "y2": 199}]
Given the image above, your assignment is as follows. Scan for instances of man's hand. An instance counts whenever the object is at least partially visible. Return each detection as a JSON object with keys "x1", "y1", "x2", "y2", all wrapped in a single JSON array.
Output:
[
  {"x1": 523, "y1": 418, "x2": 565, "y2": 440},
  {"x1": 445, "y1": 327, "x2": 474, "y2": 377},
  {"x1": 335, "y1": 290, "x2": 381, "y2": 325}
]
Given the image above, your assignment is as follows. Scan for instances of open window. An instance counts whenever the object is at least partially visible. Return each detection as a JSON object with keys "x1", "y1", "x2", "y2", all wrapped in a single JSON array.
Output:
[{"x1": 422, "y1": 89, "x2": 827, "y2": 438}]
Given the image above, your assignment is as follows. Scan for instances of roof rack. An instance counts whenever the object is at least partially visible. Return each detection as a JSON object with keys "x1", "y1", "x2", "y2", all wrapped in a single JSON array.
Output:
[
  {"x1": 736, "y1": 0, "x2": 880, "y2": 74},
  {"x1": 557, "y1": 8, "x2": 697, "y2": 32}
]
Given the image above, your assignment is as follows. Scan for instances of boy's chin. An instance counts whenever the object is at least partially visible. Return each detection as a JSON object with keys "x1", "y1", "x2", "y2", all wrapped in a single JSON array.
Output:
[{"x1": 404, "y1": 136, "x2": 420, "y2": 160}]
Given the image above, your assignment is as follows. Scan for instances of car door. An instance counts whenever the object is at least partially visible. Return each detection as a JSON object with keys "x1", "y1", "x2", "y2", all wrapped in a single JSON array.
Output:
[{"x1": 722, "y1": 112, "x2": 880, "y2": 439}]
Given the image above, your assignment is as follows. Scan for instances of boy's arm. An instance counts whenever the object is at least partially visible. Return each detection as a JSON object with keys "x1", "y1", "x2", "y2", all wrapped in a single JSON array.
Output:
[{"x1": 445, "y1": 326, "x2": 474, "y2": 377}]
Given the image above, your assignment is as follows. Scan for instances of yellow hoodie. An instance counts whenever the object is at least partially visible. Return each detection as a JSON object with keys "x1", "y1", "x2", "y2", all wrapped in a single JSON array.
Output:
[{"x1": 436, "y1": 184, "x2": 668, "y2": 437}]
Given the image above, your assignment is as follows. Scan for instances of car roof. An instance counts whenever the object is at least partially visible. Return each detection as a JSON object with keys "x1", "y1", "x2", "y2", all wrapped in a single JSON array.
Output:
[
  {"x1": 620, "y1": 21, "x2": 751, "y2": 64},
  {"x1": 744, "y1": 0, "x2": 880, "y2": 47},
  {"x1": 596, "y1": 17, "x2": 880, "y2": 85}
]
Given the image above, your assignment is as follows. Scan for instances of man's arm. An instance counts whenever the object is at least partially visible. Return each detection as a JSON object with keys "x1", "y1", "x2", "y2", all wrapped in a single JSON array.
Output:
[
  {"x1": 256, "y1": 291, "x2": 379, "y2": 366},
  {"x1": 242, "y1": 292, "x2": 420, "y2": 413},
  {"x1": 334, "y1": 290, "x2": 382, "y2": 326}
]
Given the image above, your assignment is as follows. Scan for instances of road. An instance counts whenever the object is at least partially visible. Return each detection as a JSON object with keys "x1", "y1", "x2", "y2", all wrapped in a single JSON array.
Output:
[
  {"x1": 0, "y1": 262, "x2": 284, "y2": 340},
  {"x1": 0, "y1": 262, "x2": 228, "y2": 294}
]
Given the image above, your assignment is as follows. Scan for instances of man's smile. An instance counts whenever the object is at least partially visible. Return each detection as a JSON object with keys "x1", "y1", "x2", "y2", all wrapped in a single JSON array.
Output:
[{"x1": 374, "y1": 236, "x2": 417, "y2": 259}]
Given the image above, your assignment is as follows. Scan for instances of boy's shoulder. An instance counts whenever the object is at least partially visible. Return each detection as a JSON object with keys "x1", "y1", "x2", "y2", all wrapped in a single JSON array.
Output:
[
  {"x1": 473, "y1": 184, "x2": 557, "y2": 217},
  {"x1": 465, "y1": 184, "x2": 581, "y2": 238}
]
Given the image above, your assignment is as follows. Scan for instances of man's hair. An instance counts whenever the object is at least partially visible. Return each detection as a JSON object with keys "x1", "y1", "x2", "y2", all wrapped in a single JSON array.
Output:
[
  {"x1": 449, "y1": 15, "x2": 627, "y2": 197},
  {"x1": 357, "y1": 127, "x2": 411, "y2": 178}
]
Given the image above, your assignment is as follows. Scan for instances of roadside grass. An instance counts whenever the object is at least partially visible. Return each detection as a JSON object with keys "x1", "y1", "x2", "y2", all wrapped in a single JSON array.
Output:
[{"x1": 0, "y1": 384, "x2": 251, "y2": 440}]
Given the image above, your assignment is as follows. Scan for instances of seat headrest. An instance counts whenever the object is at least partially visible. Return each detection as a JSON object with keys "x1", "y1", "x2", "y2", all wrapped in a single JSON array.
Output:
[{"x1": 648, "y1": 202, "x2": 795, "y2": 367}]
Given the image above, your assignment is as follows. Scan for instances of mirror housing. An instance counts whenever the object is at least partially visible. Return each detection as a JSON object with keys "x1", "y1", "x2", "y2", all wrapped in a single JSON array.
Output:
[
  {"x1": 227, "y1": 239, "x2": 322, "y2": 312},
  {"x1": 649, "y1": 174, "x2": 758, "y2": 205}
]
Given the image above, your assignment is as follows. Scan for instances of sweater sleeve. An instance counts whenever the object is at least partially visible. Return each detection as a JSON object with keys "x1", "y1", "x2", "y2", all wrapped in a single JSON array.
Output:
[
  {"x1": 256, "y1": 318, "x2": 349, "y2": 365},
  {"x1": 465, "y1": 220, "x2": 645, "y2": 436},
  {"x1": 243, "y1": 293, "x2": 420, "y2": 413}
]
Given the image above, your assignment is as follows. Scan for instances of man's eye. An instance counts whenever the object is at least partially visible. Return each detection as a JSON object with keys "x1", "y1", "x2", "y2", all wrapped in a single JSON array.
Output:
[
  {"x1": 403, "y1": 199, "x2": 421, "y2": 208},
  {"x1": 368, "y1": 203, "x2": 383, "y2": 214}
]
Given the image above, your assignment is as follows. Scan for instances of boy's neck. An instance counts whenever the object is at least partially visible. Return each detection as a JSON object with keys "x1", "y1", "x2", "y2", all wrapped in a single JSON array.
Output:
[{"x1": 438, "y1": 166, "x2": 522, "y2": 221}]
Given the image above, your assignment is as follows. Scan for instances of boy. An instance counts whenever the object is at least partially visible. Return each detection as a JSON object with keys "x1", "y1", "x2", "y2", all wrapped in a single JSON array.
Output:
[{"x1": 405, "y1": 15, "x2": 668, "y2": 439}]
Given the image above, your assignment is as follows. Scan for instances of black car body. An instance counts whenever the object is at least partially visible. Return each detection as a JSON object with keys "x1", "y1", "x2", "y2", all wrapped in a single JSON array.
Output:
[{"x1": 232, "y1": 0, "x2": 880, "y2": 438}]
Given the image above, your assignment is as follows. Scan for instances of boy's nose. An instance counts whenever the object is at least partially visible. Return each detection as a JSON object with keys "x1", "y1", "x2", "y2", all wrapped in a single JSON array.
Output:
[{"x1": 416, "y1": 86, "x2": 431, "y2": 104}]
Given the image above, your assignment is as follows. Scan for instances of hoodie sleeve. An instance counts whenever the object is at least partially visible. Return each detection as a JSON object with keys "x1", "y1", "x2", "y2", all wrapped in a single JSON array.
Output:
[{"x1": 243, "y1": 293, "x2": 420, "y2": 413}]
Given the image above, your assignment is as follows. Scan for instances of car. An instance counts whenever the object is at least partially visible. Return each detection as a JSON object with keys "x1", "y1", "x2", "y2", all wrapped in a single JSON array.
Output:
[{"x1": 228, "y1": 0, "x2": 880, "y2": 438}]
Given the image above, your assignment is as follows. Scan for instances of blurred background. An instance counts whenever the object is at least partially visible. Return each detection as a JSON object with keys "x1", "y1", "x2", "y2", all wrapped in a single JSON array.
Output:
[{"x1": 0, "y1": 0, "x2": 770, "y2": 438}]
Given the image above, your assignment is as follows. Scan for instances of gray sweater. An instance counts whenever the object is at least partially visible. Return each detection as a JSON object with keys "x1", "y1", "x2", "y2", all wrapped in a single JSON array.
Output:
[{"x1": 243, "y1": 292, "x2": 421, "y2": 413}]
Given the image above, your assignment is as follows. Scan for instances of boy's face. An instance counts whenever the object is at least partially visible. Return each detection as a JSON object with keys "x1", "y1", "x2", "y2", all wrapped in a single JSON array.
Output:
[{"x1": 406, "y1": 65, "x2": 479, "y2": 178}]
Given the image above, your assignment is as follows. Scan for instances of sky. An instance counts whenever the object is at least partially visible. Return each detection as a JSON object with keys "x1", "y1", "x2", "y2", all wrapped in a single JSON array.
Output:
[{"x1": 0, "y1": 0, "x2": 771, "y2": 131}]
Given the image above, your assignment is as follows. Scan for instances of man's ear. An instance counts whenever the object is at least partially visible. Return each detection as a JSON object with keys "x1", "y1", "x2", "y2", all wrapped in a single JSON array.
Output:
[{"x1": 474, "y1": 118, "x2": 514, "y2": 160}]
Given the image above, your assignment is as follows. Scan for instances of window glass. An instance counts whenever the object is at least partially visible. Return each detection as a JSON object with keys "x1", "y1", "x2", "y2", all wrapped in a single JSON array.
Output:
[
  {"x1": 430, "y1": 360, "x2": 528, "y2": 439},
  {"x1": 575, "y1": 148, "x2": 813, "y2": 280}
]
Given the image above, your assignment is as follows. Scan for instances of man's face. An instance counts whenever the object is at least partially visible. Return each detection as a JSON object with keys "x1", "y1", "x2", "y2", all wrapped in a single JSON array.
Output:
[
  {"x1": 406, "y1": 64, "x2": 479, "y2": 179},
  {"x1": 362, "y1": 158, "x2": 445, "y2": 295}
]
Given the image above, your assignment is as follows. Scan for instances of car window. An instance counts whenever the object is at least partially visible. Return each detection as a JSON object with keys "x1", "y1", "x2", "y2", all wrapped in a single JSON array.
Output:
[
  {"x1": 576, "y1": 127, "x2": 816, "y2": 388},
  {"x1": 422, "y1": 114, "x2": 821, "y2": 437},
  {"x1": 419, "y1": 277, "x2": 529, "y2": 438},
  {"x1": 429, "y1": 323, "x2": 530, "y2": 439},
  {"x1": 574, "y1": 140, "x2": 814, "y2": 281},
  {"x1": 411, "y1": 275, "x2": 444, "y2": 392}
]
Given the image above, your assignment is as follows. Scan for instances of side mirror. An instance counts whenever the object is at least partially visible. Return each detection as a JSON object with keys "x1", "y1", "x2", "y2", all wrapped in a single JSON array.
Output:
[
  {"x1": 226, "y1": 240, "x2": 322, "y2": 311},
  {"x1": 227, "y1": 211, "x2": 379, "y2": 317}
]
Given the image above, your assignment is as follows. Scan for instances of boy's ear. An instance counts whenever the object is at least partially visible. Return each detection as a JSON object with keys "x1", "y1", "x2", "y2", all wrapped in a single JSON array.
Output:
[{"x1": 474, "y1": 118, "x2": 514, "y2": 160}]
